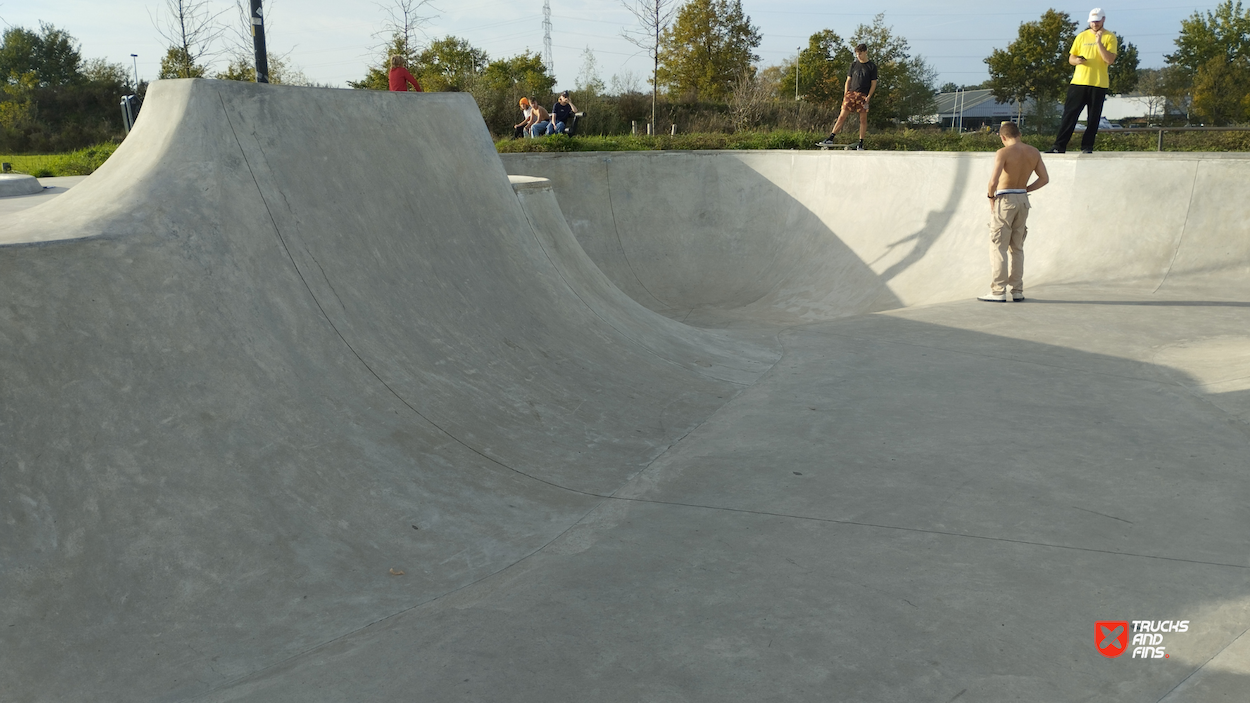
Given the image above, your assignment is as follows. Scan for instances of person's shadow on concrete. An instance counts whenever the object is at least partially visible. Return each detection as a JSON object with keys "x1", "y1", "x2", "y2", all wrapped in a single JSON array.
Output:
[{"x1": 872, "y1": 157, "x2": 970, "y2": 283}]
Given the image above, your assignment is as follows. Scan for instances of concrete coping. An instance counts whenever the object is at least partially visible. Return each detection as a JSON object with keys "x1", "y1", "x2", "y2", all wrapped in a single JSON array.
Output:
[
  {"x1": 0, "y1": 173, "x2": 43, "y2": 197},
  {"x1": 508, "y1": 175, "x2": 553, "y2": 192}
]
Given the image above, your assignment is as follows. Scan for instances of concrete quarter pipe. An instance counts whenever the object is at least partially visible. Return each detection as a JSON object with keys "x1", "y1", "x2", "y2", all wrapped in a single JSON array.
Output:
[{"x1": 2, "y1": 79, "x2": 1249, "y2": 701}]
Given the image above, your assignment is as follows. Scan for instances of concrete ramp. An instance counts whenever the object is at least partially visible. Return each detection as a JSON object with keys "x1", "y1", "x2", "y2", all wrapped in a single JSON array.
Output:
[
  {"x1": 503, "y1": 150, "x2": 1250, "y2": 324},
  {"x1": 0, "y1": 80, "x2": 775, "y2": 700},
  {"x1": 4, "y1": 80, "x2": 1250, "y2": 702}
]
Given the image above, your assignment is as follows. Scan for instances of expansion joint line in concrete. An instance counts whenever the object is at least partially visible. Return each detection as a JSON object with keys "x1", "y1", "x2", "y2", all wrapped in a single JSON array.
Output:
[
  {"x1": 191, "y1": 96, "x2": 631, "y2": 702},
  {"x1": 192, "y1": 324, "x2": 793, "y2": 698},
  {"x1": 596, "y1": 494, "x2": 1250, "y2": 570},
  {"x1": 187, "y1": 491, "x2": 616, "y2": 700},
  {"x1": 1156, "y1": 626, "x2": 1250, "y2": 702},
  {"x1": 564, "y1": 328, "x2": 1246, "y2": 572},
  {"x1": 215, "y1": 91, "x2": 578, "y2": 500},
  {"x1": 1153, "y1": 161, "x2": 1201, "y2": 294}
]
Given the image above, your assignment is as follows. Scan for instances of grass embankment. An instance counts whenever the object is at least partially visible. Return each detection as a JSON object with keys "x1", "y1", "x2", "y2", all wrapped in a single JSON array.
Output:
[
  {"x1": 497, "y1": 129, "x2": 1250, "y2": 153},
  {"x1": 1, "y1": 143, "x2": 119, "y2": 177},
  {"x1": 3, "y1": 129, "x2": 1246, "y2": 178}
]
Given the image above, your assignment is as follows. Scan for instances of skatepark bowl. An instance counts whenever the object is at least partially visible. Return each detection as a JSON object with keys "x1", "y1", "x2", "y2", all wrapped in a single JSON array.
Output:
[{"x1": 2, "y1": 79, "x2": 1249, "y2": 702}]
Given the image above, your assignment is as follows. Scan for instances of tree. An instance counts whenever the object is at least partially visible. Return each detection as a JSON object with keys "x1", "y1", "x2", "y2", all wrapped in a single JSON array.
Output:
[
  {"x1": 350, "y1": 0, "x2": 438, "y2": 90},
  {"x1": 215, "y1": 0, "x2": 314, "y2": 86},
  {"x1": 349, "y1": 34, "x2": 407, "y2": 89},
  {"x1": 1108, "y1": 40, "x2": 1139, "y2": 95},
  {"x1": 1166, "y1": 0, "x2": 1250, "y2": 75},
  {"x1": 416, "y1": 36, "x2": 488, "y2": 92},
  {"x1": 985, "y1": 10, "x2": 1078, "y2": 128},
  {"x1": 216, "y1": 53, "x2": 310, "y2": 84},
  {"x1": 151, "y1": 0, "x2": 228, "y2": 79},
  {"x1": 728, "y1": 68, "x2": 776, "y2": 131},
  {"x1": 1130, "y1": 68, "x2": 1171, "y2": 122},
  {"x1": 656, "y1": 0, "x2": 761, "y2": 102},
  {"x1": 850, "y1": 14, "x2": 937, "y2": 125},
  {"x1": 159, "y1": 46, "x2": 207, "y2": 79},
  {"x1": 778, "y1": 30, "x2": 853, "y2": 107},
  {"x1": 1158, "y1": 65, "x2": 1196, "y2": 123},
  {"x1": 83, "y1": 58, "x2": 131, "y2": 88},
  {"x1": 621, "y1": 0, "x2": 678, "y2": 129},
  {"x1": 0, "y1": 23, "x2": 84, "y2": 87},
  {"x1": 0, "y1": 28, "x2": 40, "y2": 82},
  {"x1": 477, "y1": 51, "x2": 555, "y2": 98},
  {"x1": 373, "y1": 0, "x2": 436, "y2": 64},
  {"x1": 1164, "y1": 0, "x2": 1250, "y2": 123},
  {"x1": 0, "y1": 25, "x2": 137, "y2": 152},
  {"x1": 470, "y1": 51, "x2": 556, "y2": 135},
  {"x1": 576, "y1": 47, "x2": 606, "y2": 95},
  {"x1": 1191, "y1": 55, "x2": 1250, "y2": 124}
]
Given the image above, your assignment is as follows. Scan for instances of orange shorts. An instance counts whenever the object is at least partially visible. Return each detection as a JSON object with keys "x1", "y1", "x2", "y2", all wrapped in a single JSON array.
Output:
[{"x1": 842, "y1": 91, "x2": 869, "y2": 113}]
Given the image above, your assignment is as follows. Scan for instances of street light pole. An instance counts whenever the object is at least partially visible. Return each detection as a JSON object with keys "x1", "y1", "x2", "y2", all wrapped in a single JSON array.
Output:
[
  {"x1": 250, "y1": 0, "x2": 269, "y2": 83},
  {"x1": 795, "y1": 48, "x2": 800, "y2": 102},
  {"x1": 129, "y1": 54, "x2": 139, "y2": 91}
]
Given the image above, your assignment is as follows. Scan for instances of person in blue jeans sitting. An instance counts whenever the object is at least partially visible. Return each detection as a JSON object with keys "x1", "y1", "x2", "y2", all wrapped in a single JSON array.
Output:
[
  {"x1": 548, "y1": 91, "x2": 579, "y2": 135},
  {"x1": 529, "y1": 101, "x2": 552, "y2": 137}
]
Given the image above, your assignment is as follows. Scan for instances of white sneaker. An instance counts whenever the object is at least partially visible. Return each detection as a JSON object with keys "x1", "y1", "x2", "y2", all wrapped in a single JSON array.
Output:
[
  {"x1": 1011, "y1": 291, "x2": 1025, "y2": 302},
  {"x1": 977, "y1": 291, "x2": 1007, "y2": 302}
]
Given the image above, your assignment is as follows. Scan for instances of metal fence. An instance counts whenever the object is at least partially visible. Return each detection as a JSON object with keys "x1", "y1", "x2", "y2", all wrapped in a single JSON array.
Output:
[{"x1": 1111, "y1": 126, "x2": 1250, "y2": 151}]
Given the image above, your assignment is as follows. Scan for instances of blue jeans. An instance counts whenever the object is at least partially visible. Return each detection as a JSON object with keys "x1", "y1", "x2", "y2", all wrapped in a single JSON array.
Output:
[
  {"x1": 530, "y1": 121, "x2": 550, "y2": 137},
  {"x1": 550, "y1": 121, "x2": 566, "y2": 135}
]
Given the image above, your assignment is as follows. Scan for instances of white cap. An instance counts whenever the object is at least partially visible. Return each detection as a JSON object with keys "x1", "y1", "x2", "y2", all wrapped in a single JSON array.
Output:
[{"x1": 1089, "y1": 8, "x2": 1106, "y2": 21}]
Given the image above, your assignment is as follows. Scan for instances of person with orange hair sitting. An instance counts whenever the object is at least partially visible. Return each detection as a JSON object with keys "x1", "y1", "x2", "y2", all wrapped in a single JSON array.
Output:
[
  {"x1": 514, "y1": 98, "x2": 534, "y2": 139},
  {"x1": 388, "y1": 55, "x2": 423, "y2": 92}
]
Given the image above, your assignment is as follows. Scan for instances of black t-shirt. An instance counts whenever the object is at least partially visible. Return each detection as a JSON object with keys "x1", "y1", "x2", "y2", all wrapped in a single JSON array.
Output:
[
  {"x1": 552, "y1": 101, "x2": 575, "y2": 122},
  {"x1": 847, "y1": 60, "x2": 878, "y2": 95}
]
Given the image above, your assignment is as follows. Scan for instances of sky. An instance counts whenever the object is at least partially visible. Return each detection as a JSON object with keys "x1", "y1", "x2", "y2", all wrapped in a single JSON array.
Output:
[{"x1": 0, "y1": 1, "x2": 1228, "y2": 90}]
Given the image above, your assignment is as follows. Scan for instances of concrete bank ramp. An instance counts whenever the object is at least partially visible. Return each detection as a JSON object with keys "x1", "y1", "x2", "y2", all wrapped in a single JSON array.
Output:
[
  {"x1": 502, "y1": 150, "x2": 1250, "y2": 325},
  {"x1": 0, "y1": 79, "x2": 775, "y2": 701}
]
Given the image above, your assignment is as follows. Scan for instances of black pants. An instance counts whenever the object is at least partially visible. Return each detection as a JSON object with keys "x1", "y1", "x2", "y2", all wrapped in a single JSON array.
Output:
[{"x1": 1051, "y1": 84, "x2": 1108, "y2": 152}]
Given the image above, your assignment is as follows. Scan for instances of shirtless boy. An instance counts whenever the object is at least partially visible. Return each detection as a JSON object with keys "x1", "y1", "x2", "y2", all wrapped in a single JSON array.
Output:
[{"x1": 978, "y1": 122, "x2": 1049, "y2": 302}]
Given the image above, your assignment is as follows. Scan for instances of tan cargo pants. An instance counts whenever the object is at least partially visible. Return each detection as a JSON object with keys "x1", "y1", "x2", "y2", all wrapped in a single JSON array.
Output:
[{"x1": 989, "y1": 192, "x2": 1029, "y2": 295}]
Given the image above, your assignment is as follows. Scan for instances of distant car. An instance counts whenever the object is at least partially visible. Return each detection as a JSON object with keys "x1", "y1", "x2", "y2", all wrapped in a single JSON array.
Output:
[{"x1": 1075, "y1": 117, "x2": 1122, "y2": 131}]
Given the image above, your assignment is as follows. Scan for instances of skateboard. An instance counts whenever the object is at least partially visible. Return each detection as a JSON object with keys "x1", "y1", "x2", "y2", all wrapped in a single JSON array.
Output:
[{"x1": 816, "y1": 142, "x2": 861, "y2": 151}]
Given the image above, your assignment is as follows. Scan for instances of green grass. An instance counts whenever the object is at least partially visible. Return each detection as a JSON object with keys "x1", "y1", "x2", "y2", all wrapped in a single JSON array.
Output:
[
  {"x1": 1, "y1": 143, "x2": 119, "y2": 178},
  {"x1": 5, "y1": 129, "x2": 1246, "y2": 180},
  {"x1": 496, "y1": 129, "x2": 1250, "y2": 153}
]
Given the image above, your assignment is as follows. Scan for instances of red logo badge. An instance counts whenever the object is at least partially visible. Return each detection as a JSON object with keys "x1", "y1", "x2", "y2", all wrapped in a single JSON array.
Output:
[{"x1": 1096, "y1": 621, "x2": 1130, "y2": 658}]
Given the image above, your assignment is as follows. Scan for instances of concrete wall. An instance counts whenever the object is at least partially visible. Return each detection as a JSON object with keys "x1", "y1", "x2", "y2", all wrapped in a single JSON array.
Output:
[{"x1": 502, "y1": 150, "x2": 1250, "y2": 324}]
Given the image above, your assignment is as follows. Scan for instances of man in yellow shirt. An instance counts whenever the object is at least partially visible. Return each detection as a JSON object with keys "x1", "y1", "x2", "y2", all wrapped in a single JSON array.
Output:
[{"x1": 1047, "y1": 8, "x2": 1117, "y2": 154}]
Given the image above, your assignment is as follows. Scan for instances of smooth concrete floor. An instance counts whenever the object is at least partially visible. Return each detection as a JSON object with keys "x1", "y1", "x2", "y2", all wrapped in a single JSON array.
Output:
[
  {"x1": 204, "y1": 284, "x2": 1250, "y2": 703},
  {"x1": 0, "y1": 175, "x2": 86, "y2": 215}
]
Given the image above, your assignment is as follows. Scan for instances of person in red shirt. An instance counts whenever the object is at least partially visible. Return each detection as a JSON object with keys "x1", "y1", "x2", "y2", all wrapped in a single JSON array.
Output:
[{"x1": 388, "y1": 56, "x2": 423, "y2": 92}]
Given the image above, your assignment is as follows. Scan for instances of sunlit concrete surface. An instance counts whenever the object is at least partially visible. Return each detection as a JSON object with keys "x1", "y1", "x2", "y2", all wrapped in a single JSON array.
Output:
[
  {"x1": 2, "y1": 79, "x2": 1247, "y2": 702},
  {"x1": 0, "y1": 173, "x2": 44, "y2": 197},
  {"x1": 0, "y1": 176, "x2": 87, "y2": 216}
]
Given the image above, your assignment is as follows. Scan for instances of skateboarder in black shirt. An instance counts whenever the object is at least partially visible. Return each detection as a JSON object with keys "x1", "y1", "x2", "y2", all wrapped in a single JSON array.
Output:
[{"x1": 817, "y1": 44, "x2": 877, "y2": 150}]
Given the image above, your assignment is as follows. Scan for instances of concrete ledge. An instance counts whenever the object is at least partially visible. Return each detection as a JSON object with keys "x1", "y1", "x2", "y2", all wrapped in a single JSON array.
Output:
[
  {"x1": 508, "y1": 174, "x2": 553, "y2": 192},
  {"x1": 0, "y1": 173, "x2": 42, "y2": 197}
]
